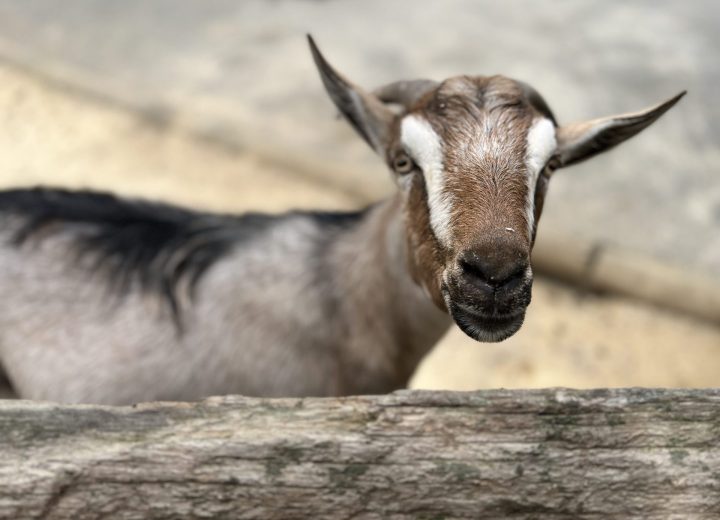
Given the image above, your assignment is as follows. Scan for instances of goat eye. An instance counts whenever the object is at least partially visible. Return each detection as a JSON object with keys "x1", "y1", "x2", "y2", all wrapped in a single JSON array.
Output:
[
  {"x1": 393, "y1": 154, "x2": 415, "y2": 174},
  {"x1": 545, "y1": 155, "x2": 561, "y2": 174}
]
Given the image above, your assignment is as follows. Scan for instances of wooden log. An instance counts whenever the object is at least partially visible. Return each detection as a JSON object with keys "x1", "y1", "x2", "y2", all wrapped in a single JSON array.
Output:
[{"x1": 1, "y1": 388, "x2": 719, "y2": 519}]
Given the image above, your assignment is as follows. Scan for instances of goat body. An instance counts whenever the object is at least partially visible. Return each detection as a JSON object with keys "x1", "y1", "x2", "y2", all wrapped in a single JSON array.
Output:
[
  {"x1": 0, "y1": 37, "x2": 683, "y2": 404},
  {"x1": 0, "y1": 188, "x2": 449, "y2": 403}
]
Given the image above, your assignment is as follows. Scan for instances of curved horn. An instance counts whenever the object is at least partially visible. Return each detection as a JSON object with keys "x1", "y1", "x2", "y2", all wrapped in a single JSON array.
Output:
[{"x1": 373, "y1": 79, "x2": 438, "y2": 108}]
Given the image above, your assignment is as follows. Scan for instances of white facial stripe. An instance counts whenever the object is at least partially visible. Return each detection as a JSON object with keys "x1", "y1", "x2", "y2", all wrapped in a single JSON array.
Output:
[
  {"x1": 524, "y1": 118, "x2": 557, "y2": 236},
  {"x1": 400, "y1": 115, "x2": 453, "y2": 245}
]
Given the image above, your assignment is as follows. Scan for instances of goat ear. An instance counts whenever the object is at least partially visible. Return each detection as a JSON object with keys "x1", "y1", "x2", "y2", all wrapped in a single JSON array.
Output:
[
  {"x1": 555, "y1": 91, "x2": 686, "y2": 168},
  {"x1": 308, "y1": 35, "x2": 394, "y2": 154}
]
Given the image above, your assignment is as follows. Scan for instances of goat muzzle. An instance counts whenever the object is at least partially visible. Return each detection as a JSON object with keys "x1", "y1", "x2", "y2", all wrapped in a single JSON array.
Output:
[{"x1": 442, "y1": 241, "x2": 533, "y2": 342}]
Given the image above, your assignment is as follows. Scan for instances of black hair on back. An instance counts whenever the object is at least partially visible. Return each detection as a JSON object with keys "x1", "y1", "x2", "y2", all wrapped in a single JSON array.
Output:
[
  {"x1": 0, "y1": 187, "x2": 279, "y2": 326},
  {"x1": 0, "y1": 188, "x2": 365, "y2": 329}
]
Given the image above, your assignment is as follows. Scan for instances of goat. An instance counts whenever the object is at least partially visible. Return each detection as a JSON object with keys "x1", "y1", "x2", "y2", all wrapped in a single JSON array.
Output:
[{"x1": 0, "y1": 36, "x2": 684, "y2": 404}]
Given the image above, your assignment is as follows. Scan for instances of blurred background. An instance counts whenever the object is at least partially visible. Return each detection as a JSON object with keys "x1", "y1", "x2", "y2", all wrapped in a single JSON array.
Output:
[{"x1": 0, "y1": 0, "x2": 718, "y2": 389}]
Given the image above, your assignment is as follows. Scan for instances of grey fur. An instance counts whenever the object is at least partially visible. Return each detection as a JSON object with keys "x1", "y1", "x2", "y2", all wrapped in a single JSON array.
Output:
[{"x1": 0, "y1": 197, "x2": 450, "y2": 404}]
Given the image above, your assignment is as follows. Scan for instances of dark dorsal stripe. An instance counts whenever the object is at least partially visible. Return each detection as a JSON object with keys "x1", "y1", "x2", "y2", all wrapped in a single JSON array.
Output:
[{"x1": 0, "y1": 187, "x2": 363, "y2": 327}]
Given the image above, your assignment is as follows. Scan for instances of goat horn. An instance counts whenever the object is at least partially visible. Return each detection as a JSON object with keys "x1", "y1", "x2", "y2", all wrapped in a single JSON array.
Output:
[
  {"x1": 373, "y1": 79, "x2": 438, "y2": 108},
  {"x1": 517, "y1": 81, "x2": 557, "y2": 125}
]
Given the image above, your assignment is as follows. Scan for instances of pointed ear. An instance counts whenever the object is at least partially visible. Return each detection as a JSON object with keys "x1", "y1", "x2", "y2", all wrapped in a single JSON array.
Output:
[
  {"x1": 555, "y1": 91, "x2": 686, "y2": 168},
  {"x1": 308, "y1": 35, "x2": 394, "y2": 154}
]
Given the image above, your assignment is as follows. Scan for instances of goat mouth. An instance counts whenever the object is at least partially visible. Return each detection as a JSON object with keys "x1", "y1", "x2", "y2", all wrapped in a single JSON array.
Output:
[{"x1": 449, "y1": 303, "x2": 526, "y2": 343}]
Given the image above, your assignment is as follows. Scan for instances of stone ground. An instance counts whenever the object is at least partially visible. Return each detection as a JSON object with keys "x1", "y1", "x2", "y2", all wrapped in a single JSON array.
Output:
[{"x1": 1, "y1": 61, "x2": 719, "y2": 390}]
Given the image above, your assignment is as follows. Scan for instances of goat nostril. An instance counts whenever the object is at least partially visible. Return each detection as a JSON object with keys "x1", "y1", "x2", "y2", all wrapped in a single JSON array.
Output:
[
  {"x1": 503, "y1": 266, "x2": 528, "y2": 286},
  {"x1": 459, "y1": 258, "x2": 528, "y2": 288},
  {"x1": 459, "y1": 258, "x2": 486, "y2": 282}
]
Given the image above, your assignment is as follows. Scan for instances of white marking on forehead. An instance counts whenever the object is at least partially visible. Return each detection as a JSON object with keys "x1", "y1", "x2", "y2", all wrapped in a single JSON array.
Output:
[
  {"x1": 525, "y1": 118, "x2": 557, "y2": 236},
  {"x1": 400, "y1": 114, "x2": 453, "y2": 245},
  {"x1": 526, "y1": 118, "x2": 557, "y2": 174}
]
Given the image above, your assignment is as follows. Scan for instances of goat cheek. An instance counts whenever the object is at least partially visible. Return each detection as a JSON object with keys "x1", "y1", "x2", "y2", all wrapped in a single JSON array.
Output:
[{"x1": 403, "y1": 184, "x2": 447, "y2": 311}]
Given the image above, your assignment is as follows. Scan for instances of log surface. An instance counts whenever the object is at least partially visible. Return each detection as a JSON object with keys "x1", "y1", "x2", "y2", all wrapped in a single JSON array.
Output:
[{"x1": 1, "y1": 388, "x2": 719, "y2": 519}]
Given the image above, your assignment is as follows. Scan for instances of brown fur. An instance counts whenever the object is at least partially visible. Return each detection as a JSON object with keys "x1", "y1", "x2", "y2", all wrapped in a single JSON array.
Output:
[
  {"x1": 310, "y1": 34, "x2": 684, "y2": 344},
  {"x1": 402, "y1": 173, "x2": 448, "y2": 310},
  {"x1": 393, "y1": 76, "x2": 543, "y2": 304}
]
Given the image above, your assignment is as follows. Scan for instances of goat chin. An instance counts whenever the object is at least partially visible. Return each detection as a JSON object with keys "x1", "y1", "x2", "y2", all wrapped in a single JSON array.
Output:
[{"x1": 449, "y1": 304, "x2": 527, "y2": 343}]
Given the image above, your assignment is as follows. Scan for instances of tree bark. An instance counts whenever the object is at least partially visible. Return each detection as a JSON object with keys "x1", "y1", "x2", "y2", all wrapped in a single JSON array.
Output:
[{"x1": 1, "y1": 388, "x2": 719, "y2": 519}]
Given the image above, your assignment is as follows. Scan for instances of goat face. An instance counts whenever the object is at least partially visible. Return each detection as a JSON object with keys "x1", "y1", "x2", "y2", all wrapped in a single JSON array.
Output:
[{"x1": 309, "y1": 36, "x2": 685, "y2": 342}]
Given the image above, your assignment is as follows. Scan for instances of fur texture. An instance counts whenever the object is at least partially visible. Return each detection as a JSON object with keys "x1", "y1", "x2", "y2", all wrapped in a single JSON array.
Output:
[
  {"x1": 0, "y1": 188, "x2": 361, "y2": 326},
  {"x1": 0, "y1": 191, "x2": 450, "y2": 403}
]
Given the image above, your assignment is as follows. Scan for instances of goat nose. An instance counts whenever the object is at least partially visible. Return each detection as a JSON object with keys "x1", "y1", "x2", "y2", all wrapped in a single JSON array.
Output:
[{"x1": 458, "y1": 251, "x2": 529, "y2": 290}]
